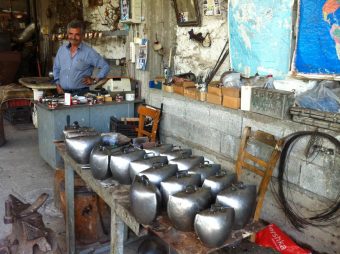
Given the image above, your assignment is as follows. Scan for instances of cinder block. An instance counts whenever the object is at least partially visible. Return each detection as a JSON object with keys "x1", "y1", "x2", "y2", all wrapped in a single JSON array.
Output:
[
  {"x1": 189, "y1": 124, "x2": 221, "y2": 153},
  {"x1": 162, "y1": 97, "x2": 186, "y2": 118},
  {"x1": 159, "y1": 112, "x2": 172, "y2": 134},
  {"x1": 281, "y1": 155, "x2": 302, "y2": 184},
  {"x1": 149, "y1": 92, "x2": 163, "y2": 108},
  {"x1": 209, "y1": 107, "x2": 242, "y2": 137},
  {"x1": 220, "y1": 134, "x2": 240, "y2": 160},
  {"x1": 184, "y1": 102, "x2": 210, "y2": 126},
  {"x1": 242, "y1": 116, "x2": 286, "y2": 137},
  {"x1": 171, "y1": 115, "x2": 193, "y2": 140},
  {"x1": 300, "y1": 162, "x2": 339, "y2": 200}
]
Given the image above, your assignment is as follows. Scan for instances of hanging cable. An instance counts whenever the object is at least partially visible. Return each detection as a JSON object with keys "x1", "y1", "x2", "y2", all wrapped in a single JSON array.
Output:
[{"x1": 274, "y1": 131, "x2": 340, "y2": 231}]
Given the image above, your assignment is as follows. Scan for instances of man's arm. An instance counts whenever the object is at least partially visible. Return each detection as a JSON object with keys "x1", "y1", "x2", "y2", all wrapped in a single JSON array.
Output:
[
  {"x1": 53, "y1": 48, "x2": 64, "y2": 94},
  {"x1": 90, "y1": 50, "x2": 110, "y2": 80}
]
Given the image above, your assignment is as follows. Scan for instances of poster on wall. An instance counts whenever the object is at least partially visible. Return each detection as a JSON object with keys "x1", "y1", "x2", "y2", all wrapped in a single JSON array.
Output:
[
  {"x1": 228, "y1": 0, "x2": 294, "y2": 79},
  {"x1": 120, "y1": 0, "x2": 129, "y2": 21},
  {"x1": 136, "y1": 39, "x2": 148, "y2": 71},
  {"x1": 203, "y1": 0, "x2": 221, "y2": 16},
  {"x1": 293, "y1": 0, "x2": 340, "y2": 79}
]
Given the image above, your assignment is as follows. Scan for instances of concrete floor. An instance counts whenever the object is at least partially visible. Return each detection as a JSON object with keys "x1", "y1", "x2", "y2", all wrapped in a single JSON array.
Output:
[
  {"x1": 0, "y1": 119, "x2": 66, "y2": 251},
  {"x1": 0, "y1": 119, "x2": 141, "y2": 254}
]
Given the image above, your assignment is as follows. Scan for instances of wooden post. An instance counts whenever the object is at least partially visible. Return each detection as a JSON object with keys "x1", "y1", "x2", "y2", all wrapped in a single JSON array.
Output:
[
  {"x1": 65, "y1": 164, "x2": 75, "y2": 254},
  {"x1": 110, "y1": 210, "x2": 125, "y2": 254}
]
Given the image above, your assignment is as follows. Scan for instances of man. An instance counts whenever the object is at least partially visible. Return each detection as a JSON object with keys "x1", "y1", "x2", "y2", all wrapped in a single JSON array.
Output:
[{"x1": 53, "y1": 20, "x2": 109, "y2": 95}]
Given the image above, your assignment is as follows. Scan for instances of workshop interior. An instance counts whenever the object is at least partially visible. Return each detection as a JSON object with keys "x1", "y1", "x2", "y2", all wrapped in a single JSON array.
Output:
[{"x1": 0, "y1": 0, "x2": 339, "y2": 254}]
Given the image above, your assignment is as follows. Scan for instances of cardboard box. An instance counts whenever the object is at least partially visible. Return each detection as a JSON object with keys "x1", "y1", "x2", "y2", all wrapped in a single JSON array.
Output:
[
  {"x1": 162, "y1": 84, "x2": 173, "y2": 93},
  {"x1": 208, "y1": 81, "x2": 222, "y2": 96},
  {"x1": 223, "y1": 96, "x2": 241, "y2": 109},
  {"x1": 184, "y1": 87, "x2": 198, "y2": 100},
  {"x1": 222, "y1": 87, "x2": 241, "y2": 98},
  {"x1": 173, "y1": 81, "x2": 195, "y2": 95},
  {"x1": 207, "y1": 93, "x2": 222, "y2": 105},
  {"x1": 241, "y1": 85, "x2": 252, "y2": 111}
]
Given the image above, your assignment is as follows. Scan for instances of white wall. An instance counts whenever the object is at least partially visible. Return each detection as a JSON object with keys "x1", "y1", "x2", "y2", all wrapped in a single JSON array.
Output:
[
  {"x1": 82, "y1": 0, "x2": 126, "y2": 59},
  {"x1": 174, "y1": 1, "x2": 230, "y2": 80}
]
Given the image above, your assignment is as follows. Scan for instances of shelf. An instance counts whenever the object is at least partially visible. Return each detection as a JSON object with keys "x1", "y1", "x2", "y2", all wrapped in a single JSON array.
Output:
[{"x1": 101, "y1": 30, "x2": 129, "y2": 37}]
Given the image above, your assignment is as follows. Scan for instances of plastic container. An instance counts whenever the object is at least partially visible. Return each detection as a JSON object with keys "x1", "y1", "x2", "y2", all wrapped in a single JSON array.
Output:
[{"x1": 33, "y1": 90, "x2": 44, "y2": 101}]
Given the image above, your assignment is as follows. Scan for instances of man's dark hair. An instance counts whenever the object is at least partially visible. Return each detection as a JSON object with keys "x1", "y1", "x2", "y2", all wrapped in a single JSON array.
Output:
[{"x1": 67, "y1": 20, "x2": 84, "y2": 34}]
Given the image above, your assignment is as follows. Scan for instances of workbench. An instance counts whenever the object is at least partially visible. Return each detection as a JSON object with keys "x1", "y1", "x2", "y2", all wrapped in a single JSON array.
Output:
[
  {"x1": 56, "y1": 141, "x2": 263, "y2": 254},
  {"x1": 56, "y1": 143, "x2": 141, "y2": 254},
  {"x1": 37, "y1": 100, "x2": 141, "y2": 169}
]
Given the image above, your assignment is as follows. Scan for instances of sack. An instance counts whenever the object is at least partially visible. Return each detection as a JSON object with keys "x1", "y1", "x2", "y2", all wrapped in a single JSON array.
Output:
[
  {"x1": 295, "y1": 80, "x2": 340, "y2": 113},
  {"x1": 256, "y1": 224, "x2": 311, "y2": 254}
]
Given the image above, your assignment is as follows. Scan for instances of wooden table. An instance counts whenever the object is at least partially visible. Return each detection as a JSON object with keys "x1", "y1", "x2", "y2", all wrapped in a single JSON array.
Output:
[
  {"x1": 144, "y1": 216, "x2": 263, "y2": 254},
  {"x1": 56, "y1": 143, "x2": 141, "y2": 254},
  {"x1": 56, "y1": 142, "x2": 263, "y2": 254}
]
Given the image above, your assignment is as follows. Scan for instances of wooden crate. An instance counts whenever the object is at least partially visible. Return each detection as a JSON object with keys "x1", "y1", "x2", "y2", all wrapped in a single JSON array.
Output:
[
  {"x1": 184, "y1": 87, "x2": 199, "y2": 100},
  {"x1": 207, "y1": 93, "x2": 222, "y2": 105},
  {"x1": 208, "y1": 81, "x2": 222, "y2": 96},
  {"x1": 222, "y1": 87, "x2": 241, "y2": 98},
  {"x1": 173, "y1": 81, "x2": 195, "y2": 95},
  {"x1": 223, "y1": 96, "x2": 241, "y2": 109}
]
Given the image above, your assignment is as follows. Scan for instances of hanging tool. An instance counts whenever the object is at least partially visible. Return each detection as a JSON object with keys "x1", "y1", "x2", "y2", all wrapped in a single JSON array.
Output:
[{"x1": 204, "y1": 39, "x2": 229, "y2": 85}]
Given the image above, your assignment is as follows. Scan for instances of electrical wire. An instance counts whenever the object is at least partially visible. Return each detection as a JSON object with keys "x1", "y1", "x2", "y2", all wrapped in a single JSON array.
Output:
[{"x1": 274, "y1": 131, "x2": 340, "y2": 231}]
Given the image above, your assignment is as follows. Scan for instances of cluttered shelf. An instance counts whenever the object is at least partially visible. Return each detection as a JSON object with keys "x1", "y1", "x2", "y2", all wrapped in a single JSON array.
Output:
[{"x1": 36, "y1": 99, "x2": 144, "y2": 111}]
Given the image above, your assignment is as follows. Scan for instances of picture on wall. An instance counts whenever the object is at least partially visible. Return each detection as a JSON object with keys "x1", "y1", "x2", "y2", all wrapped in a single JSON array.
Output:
[
  {"x1": 293, "y1": 0, "x2": 340, "y2": 79},
  {"x1": 203, "y1": 0, "x2": 221, "y2": 16},
  {"x1": 120, "y1": 0, "x2": 129, "y2": 21},
  {"x1": 228, "y1": 0, "x2": 294, "y2": 79}
]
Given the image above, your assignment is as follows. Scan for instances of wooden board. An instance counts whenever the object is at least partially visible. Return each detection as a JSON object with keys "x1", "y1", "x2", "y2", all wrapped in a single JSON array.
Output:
[{"x1": 145, "y1": 214, "x2": 264, "y2": 254}]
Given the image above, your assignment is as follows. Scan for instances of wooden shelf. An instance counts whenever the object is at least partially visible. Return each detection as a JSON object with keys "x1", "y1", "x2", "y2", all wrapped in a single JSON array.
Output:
[{"x1": 101, "y1": 30, "x2": 129, "y2": 37}]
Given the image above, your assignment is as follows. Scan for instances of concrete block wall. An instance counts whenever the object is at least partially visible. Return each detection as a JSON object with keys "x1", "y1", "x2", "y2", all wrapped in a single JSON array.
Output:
[{"x1": 148, "y1": 89, "x2": 340, "y2": 254}]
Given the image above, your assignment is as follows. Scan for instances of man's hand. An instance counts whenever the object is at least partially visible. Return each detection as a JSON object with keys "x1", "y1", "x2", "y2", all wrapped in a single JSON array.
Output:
[
  {"x1": 56, "y1": 84, "x2": 64, "y2": 94},
  {"x1": 82, "y1": 76, "x2": 96, "y2": 86}
]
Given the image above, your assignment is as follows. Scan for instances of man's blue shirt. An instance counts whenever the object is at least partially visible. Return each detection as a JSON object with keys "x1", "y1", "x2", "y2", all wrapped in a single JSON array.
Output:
[{"x1": 53, "y1": 42, "x2": 109, "y2": 90}]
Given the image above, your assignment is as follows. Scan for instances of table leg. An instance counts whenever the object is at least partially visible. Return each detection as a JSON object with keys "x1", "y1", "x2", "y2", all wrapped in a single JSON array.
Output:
[
  {"x1": 110, "y1": 210, "x2": 125, "y2": 254},
  {"x1": 65, "y1": 164, "x2": 76, "y2": 254}
]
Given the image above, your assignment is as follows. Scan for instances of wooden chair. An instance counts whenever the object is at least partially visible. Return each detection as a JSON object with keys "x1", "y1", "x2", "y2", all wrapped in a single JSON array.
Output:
[
  {"x1": 136, "y1": 105, "x2": 161, "y2": 142},
  {"x1": 235, "y1": 126, "x2": 284, "y2": 223}
]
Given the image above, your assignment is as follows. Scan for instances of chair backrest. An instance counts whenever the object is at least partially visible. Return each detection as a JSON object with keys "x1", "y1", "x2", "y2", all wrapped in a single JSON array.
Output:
[
  {"x1": 235, "y1": 126, "x2": 283, "y2": 222},
  {"x1": 136, "y1": 105, "x2": 161, "y2": 142}
]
